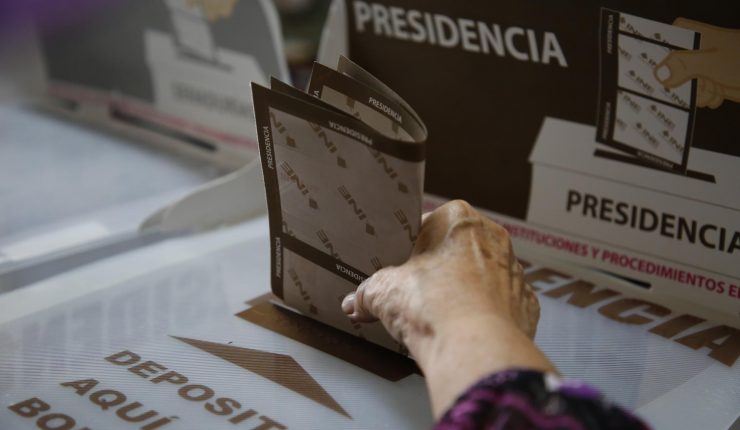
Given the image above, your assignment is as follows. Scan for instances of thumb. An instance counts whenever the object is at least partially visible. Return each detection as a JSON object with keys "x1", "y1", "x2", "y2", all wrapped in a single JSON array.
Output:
[
  {"x1": 655, "y1": 49, "x2": 714, "y2": 88},
  {"x1": 341, "y1": 278, "x2": 379, "y2": 323}
]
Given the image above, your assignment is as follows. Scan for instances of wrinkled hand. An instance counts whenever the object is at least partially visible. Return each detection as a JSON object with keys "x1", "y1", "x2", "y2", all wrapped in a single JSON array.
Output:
[
  {"x1": 341, "y1": 200, "x2": 553, "y2": 417},
  {"x1": 341, "y1": 200, "x2": 539, "y2": 351}
]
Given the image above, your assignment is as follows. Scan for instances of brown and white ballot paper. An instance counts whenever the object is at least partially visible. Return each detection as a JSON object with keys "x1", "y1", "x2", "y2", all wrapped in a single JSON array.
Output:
[{"x1": 252, "y1": 57, "x2": 427, "y2": 352}]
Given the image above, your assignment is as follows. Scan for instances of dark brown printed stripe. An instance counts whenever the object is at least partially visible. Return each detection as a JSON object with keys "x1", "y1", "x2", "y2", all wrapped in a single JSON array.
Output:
[
  {"x1": 617, "y1": 86, "x2": 691, "y2": 113},
  {"x1": 308, "y1": 62, "x2": 427, "y2": 142},
  {"x1": 236, "y1": 299, "x2": 421, "y2": 381},
  {"x1": 336, "y1": 55, "x2": 426, "y2": 130},
  {"x1": 252, "y1": 83, "x2": 285, "y2": 299},
  {"x1": 615, "y1": 27, "x2": 693, "y2": 52},
  {"x1": 270, "y1": 77, "x2": 349, "y2": 118},
  {"x1": 311, "y1": 62, "x2": 426, "y2": 140},
  {"x1": 596, "y1": 8, "x2": 621, "y2": 148},
  {"x1": 251, "y1": 82, "x2": 425, "y2": 162},
  {"x1": 282, "y1": 234, "x2": 370, "y2": 286},
  {"x1": 269, "y1": 77, "x2": 424, "y2": 161},
  {"x1": 681, "y1": 29, "x2": 701, "y2": 173}
]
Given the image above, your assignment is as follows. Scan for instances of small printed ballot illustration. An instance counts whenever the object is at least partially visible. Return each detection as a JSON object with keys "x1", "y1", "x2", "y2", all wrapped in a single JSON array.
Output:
[
  {"x1": 597, "y1": 10, "x2": 700, "y2": 172},
  {"x1": 253, "y1": 57, "x2": 427, "y2": 352},
  {"x1": 597, "y1": 11, "x2": 740, "y2": 175}
]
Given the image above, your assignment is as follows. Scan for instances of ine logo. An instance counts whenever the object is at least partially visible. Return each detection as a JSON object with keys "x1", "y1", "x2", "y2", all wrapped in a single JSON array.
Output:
[
  {"x1": 615, "y1": 118, "x2": 627, "y2": 131},
  {"x1": 280, "y1": 162, "x2": 318, "y2": 209},
  {"x1": 660, "y1": 129, "x2": 684, "y2": 153},
  {"x1": 370, "y1": 256, "x2": 383, "y2": 271},
  {"x1": 369, "y1": 148, "x2": 408, "y2": 193},
  {"x1": 626, "y1": 70, "x2": 655, "y2": 95},
  {"x1": 269, "y1": 110, "x2": 286, "y2": 134},
  {"x1": 394, "y1": 210, "x2": 417, "y2": 242},
  {"x1": 633, "y1": 122, "x2": 659, "y2": 147},
  {"x1": 288, "y1": 268, "x2": 317, "y2": 315},
  {"x1": 317, "y1": 229, "x2": 341, "y2": 259},
  {"x1": 621, "y1": 92, "x2": 641, "y2": 113},
  {"x1": 338, "y1": 186, "x2": 375, "y2": 235},
  {"x1": 620, "y1": 16, "x2": 646, "y2": 39},
  {"x1": 309, "y1": 122, "x2": 347, "y2": 168},
  {"x1": 659, "y1": 87, "x2": 690, "y2": 109},
  {"x1": 637, "y1": 51, "x2": 658, "y2": 69},
  {"x1": 617, "y1": 45, "x2": 632, "y2": 61},
  {"x1": 648, "y1": 104, "x2": 676, "y2": 130},
  {"x1": 288, "y1": 269, "x2": 310, "y2": 302},
  {"x1": 270, "y1": 112, "x2": 296, "y2": 147}
]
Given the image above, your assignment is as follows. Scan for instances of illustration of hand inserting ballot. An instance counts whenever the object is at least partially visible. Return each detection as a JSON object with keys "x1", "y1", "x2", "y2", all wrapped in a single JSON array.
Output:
[
  {"x1": 596, "y1": 10, "x2": 737, "y2": 175},
  {"x1": 654, "y1": 19, "x2": 740, "y2": 109}
]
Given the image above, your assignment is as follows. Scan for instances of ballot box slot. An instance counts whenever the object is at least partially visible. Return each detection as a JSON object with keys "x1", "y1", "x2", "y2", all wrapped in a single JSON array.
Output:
[{"x1": 594, "y1": 268, "x2": 652, "y2": 289}]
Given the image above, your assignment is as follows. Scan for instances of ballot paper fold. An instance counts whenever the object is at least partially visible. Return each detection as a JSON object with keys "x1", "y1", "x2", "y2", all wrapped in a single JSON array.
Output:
[{"x1": 252, "y1": 57, "x2": 427, "y2": 351}]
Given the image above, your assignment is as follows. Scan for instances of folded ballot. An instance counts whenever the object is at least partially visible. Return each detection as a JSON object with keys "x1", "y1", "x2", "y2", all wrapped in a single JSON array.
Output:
[{"x1": 251, "y1": 57, "x2": 427, "y2": 351}]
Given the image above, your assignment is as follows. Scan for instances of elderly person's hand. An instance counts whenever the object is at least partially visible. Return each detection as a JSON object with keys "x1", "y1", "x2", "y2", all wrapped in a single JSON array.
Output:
[
  {"x1": 340, "y1": 201, "x2": 649, "y2": 429},
  {"x1": 341, "y1": 200, "x2": 555, "y2": 418}
]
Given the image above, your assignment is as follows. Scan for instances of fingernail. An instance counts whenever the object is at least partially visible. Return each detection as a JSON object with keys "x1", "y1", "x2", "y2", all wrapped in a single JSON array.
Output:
[
  {"x1": 656, "y1": 65, "x2": 671, "y2": 82},
  {"x1": 341, "y1": 293, "x2": 355, "y2": 314}
]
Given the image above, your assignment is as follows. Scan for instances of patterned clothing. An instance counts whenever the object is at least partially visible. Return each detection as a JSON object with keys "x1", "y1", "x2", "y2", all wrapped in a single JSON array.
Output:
[{"x1": 434, "y1": 369, "x2": 650, "y2": 430}]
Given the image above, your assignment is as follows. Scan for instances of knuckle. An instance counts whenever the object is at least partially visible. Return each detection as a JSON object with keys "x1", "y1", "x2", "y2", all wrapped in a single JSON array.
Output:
[
  {"x1": 362, "y1": 267, "x2": 395, "y2": 298},
  {"x1": 488, "y1": 220, "x2": 510, "y2": 241},
  {"x1": 442, "y1": 199, "x2": 475, "y2": 217},
  {"x1": 531, "y1": 297, "x2": 541, "y2": 319},
  {"x1": 514, "y1": 262, "x2": 524, "y2": 276},
  {"x1": 480, "y1": 216, "x2": 510, "y2": 241}
]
